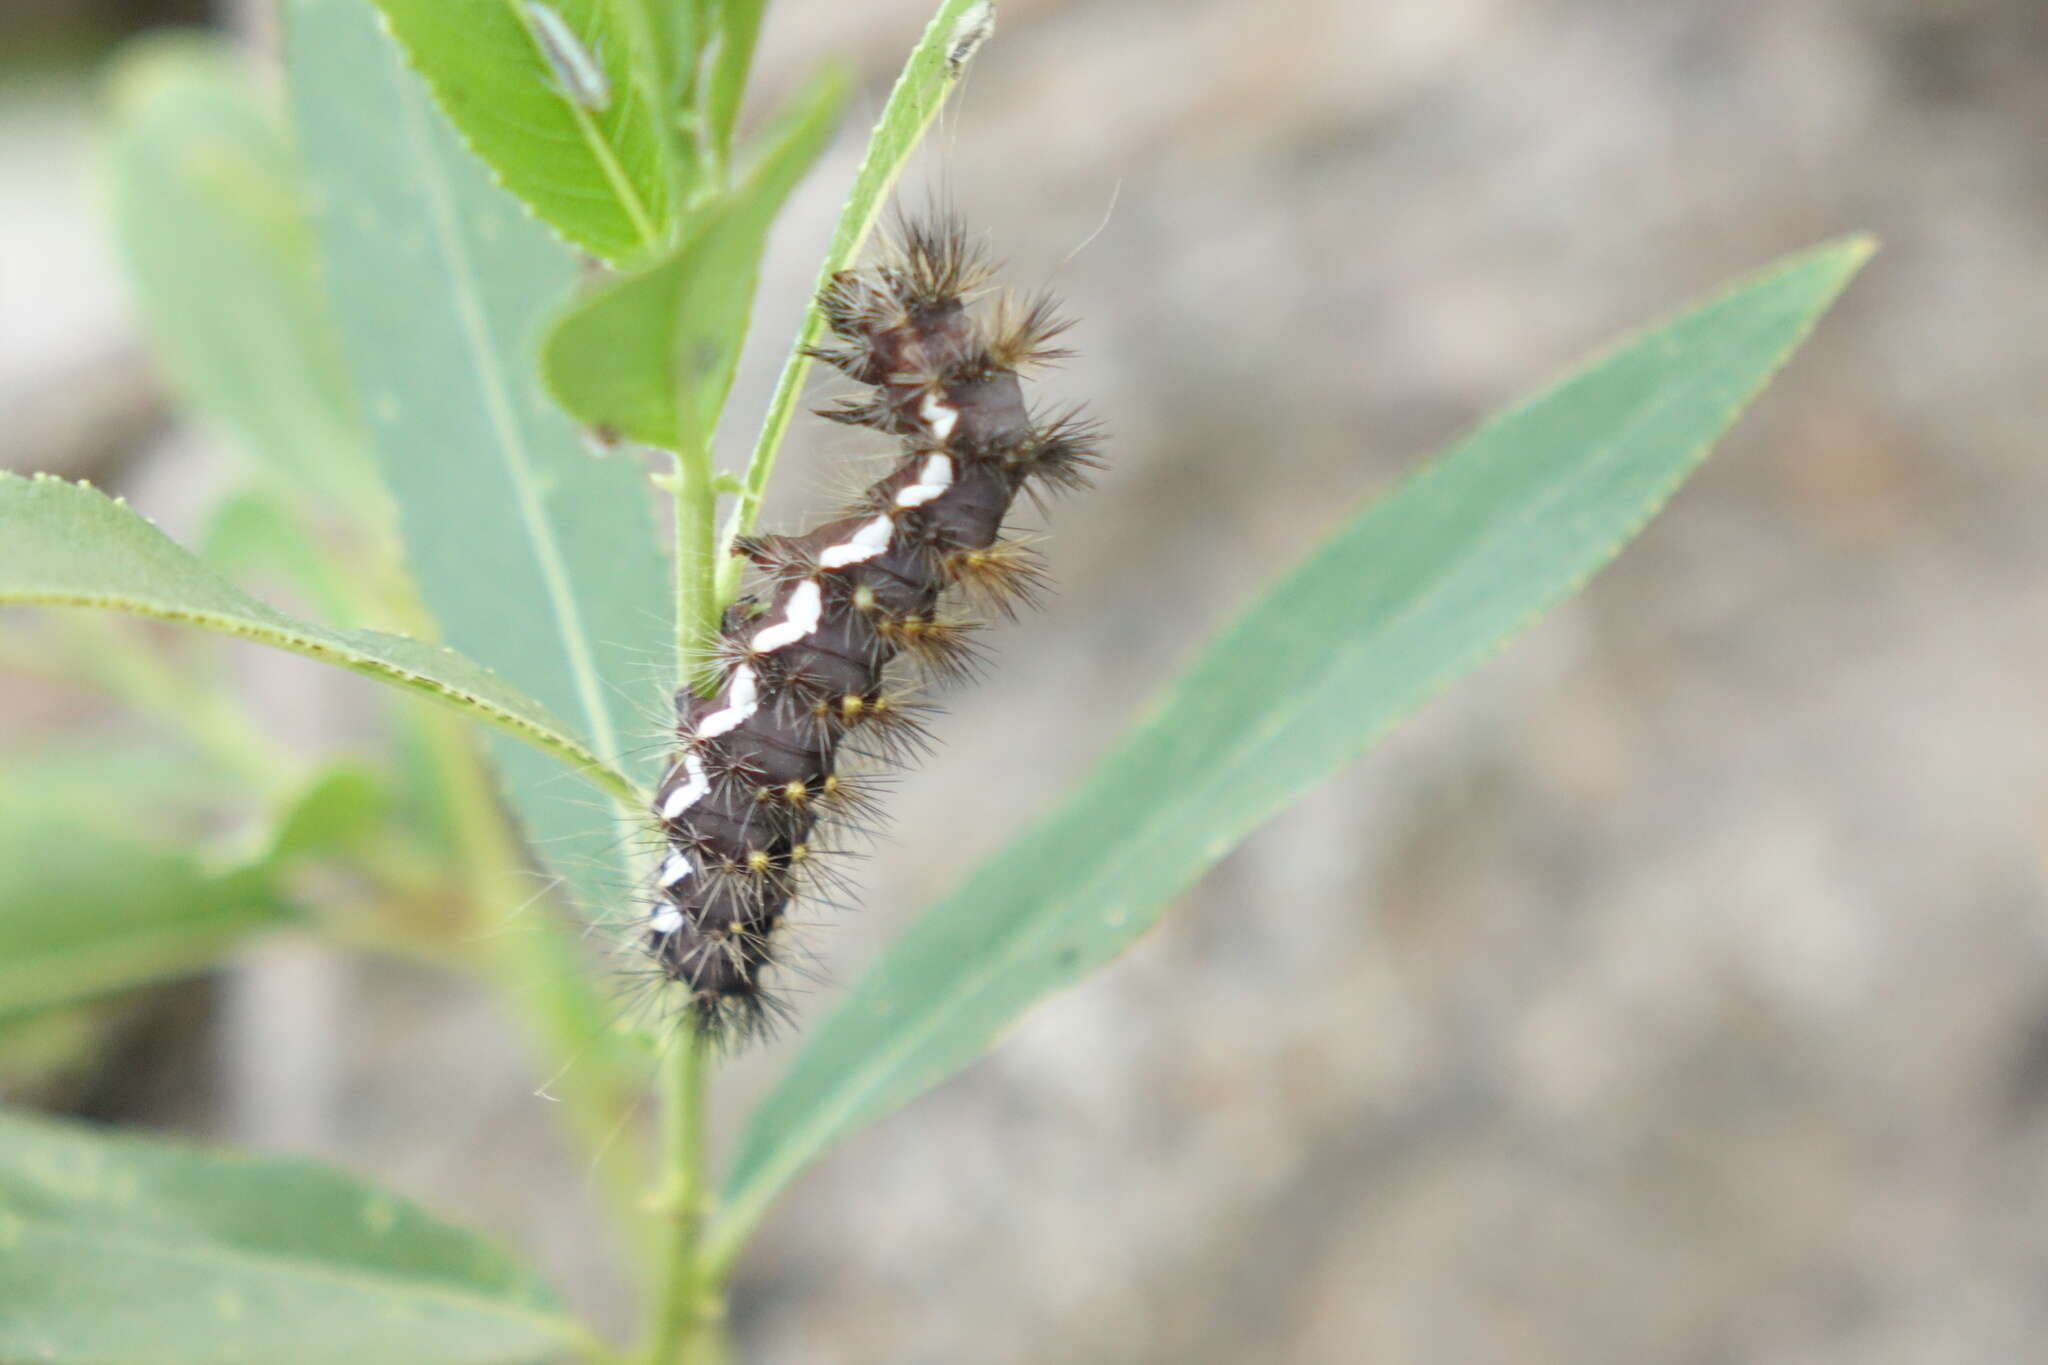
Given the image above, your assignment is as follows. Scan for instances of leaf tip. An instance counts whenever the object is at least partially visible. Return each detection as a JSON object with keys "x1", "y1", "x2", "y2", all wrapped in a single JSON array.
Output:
[{"x1": 1794, "y1": 231, "x2": 1879, "y2": 296}]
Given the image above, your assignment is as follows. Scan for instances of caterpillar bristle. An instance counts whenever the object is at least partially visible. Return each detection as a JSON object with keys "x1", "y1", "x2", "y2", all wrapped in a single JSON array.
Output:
[
  {"x1": 1015, "y1": 407, "x2": 1106, "y2": 492},
  {"x1": 814, "y1": 395, "x2": 900, "y2": 431},
  {"x1": 946, "y1": 538, "x2": 1051, "y2": 619},
  {"x1": 988, "y1": 291, "x2": 1075, "y2": 371},
  {"x1": 810, "y1": 767, "x2": 890, "y2": 828},
  {"x1": 842, "y1": 691, "x2": 944, "y2": 761},
  {"x1": 800, "y1": 339, "x2": 877, "y2": 380},
  {"x1": 888, "y1": 212, "x2": 992, "y2": 307},
  {"x1": 817, "y1": 273, "x2": 902, "y2": 344},
  {"x1": 873, "y1": 612, "x2": 986, "y2": 684},
  {"x1": 733, "y1": 533, "x2": 807, "y2": 574},
  {"x1": 642, "y1": 208, "x2": 1101, "y2": 1044}
]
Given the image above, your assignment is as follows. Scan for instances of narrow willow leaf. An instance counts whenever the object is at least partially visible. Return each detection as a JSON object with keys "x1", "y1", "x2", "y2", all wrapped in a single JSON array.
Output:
[
  {"x1": 0, "y1": 473, "x2": 631, "y2": 806},
  {"x1": 540, "y1": 69, "x2": 847, "y2": 450},
  {"x1": 101, "y1": 34, "x2": 380, "y2": 523},
  {"x1": 265, "y1": 766, "x2": 390, "y2": 863},
  {"x1": 286, "y1": 0, "x2": 670, "y2": 919},
  {"x1": 702, "y1": 0, "x2": 768, "y2": 166},
  {"x1": 0, "y1": 1109, "x2": 581, "y2": 1364},
  {"x1": 716, "y1": 0, "x2": 996, "y2": 596},
  {"x1": 710, "y1": 237, "x2": 1875, "y2": 1263},
  {"x1": 0, "y1": 801, "x2": 281, "y2": 1021},
  {"x1": 365, "y1": 0, "x2": 679, "y2": 264},
  {"x1": 0, "y1": 761, "x2": 387, "y2": 1020}
]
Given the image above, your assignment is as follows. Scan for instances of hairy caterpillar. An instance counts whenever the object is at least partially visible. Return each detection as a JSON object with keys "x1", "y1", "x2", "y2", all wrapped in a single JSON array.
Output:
[{"x1": 645, "y1": 213, "x2": 1099, "y2": 1042}]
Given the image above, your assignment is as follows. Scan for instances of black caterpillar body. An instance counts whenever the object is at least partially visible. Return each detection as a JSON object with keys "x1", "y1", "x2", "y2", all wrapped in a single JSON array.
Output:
[{"x1": 647, "y1": 215, "x2": 1098, "y2": 1040}]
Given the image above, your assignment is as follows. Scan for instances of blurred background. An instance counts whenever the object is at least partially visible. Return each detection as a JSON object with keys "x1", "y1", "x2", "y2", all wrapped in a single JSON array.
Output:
[{"x1": 5, "y1": 0, "x2": 2048, "y2": 1361}]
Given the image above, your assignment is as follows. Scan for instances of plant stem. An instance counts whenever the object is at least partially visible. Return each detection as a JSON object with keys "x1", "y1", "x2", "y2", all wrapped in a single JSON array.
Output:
[
  {"x1": 713, "y1": 303, "x2": 823, "y2": 607},
  {"x1": 638, "y1": 389, "x2": 730, "y2": 1361},
  {"x1": 638, "y1": 1027, "x2": 724, "y2": 1363},
  {"x1": 671, "y1": 444, "x2": 722, "y2": 690}
]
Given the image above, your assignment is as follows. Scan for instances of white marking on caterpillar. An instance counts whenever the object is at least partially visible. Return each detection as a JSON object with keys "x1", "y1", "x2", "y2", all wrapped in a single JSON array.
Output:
[
  {"x1": 919, "y1": 393, "x2": 960, "y2": 440},
  {"x1": 817, "y1": 513, "x2": 896, "y2": 568},
  {"x1": 650, "y1": 904, "x2": 685, "y2": 934},
  {"x1": 751, "y1": 579, "x2": 823, "y2": 652},
  {"x1": 947, "y1": 2, "x2": 996, "y2": 74},
  {"x1": 657, "y1": 851, "x2": 695, "y2": 888},
  {"x1": 894, "y1": 453, "x2": 955, "y2": 508},
  {"x1": 695, "y1": 665, "x2": 760, "y2": 740},
  {"x1": 660, "y1": 754, "x2": 711, "y2": 819},
  {"x1": 525, "y1": 2, "x2": 611, "y2": 112}
]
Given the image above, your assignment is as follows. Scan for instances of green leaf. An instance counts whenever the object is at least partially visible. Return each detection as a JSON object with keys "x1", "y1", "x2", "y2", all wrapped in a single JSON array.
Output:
[
  {"x1": 0, "y1": 472, "x2": 634, "y2": 808},
  {"x1": 0, "y1": 751, "x2": 391, "y2": 1021},
  {"x1": 701, "y1": 0, "x2": 768, "y2": 167},
  {"x1": 710, "y1": 237, "x2": 1875, "y2": 1264},
  {"x1": 622, "y1": 0, "x2": 706, "y2": 194},
  {"x1": 198, "y1": 487, "x2": 358, "y2": 623},
  {"x1": 365, "y1": 0, "x2": 681, "y2": 264},
  {"x1": 0, "y1": 1109, "x2": 583, "y2": 1364},
  {"x1": 266, "y1": 765, "x2": 390, "y2": 863},
  {"x1": 0, "y1": 850, "x2": 273, "y2": 1021},
  {"x1": 101, "y1": 33, "x2": 382, "y2": 525},
  {"x1": 0, "y1": 769, "x2": 285, "y2": 1021},
  {"x1": 540, "y1": 68, "x2": 846, "y2": 450},
  {"x1": 717, "y1": 0, "x2": 995, "y2": 595},
  {"x1": 286, "y1": 0, "x2": 672, "y2": 918},
  {"x1": 643, "y1": 0, "x2": 703, "y2": 105}
]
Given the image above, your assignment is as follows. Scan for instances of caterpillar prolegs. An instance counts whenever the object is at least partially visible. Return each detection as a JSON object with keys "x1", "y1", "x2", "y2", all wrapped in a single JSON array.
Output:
[{"x1": 647, "y1": 215, "x2": 1099, "y2": 1041}]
